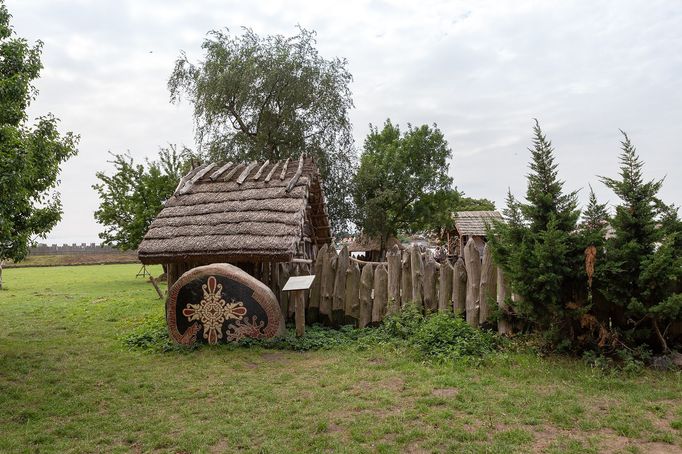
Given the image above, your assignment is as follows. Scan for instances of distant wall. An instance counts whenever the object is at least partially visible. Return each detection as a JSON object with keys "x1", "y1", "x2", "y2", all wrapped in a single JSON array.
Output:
[{"x1": 29, "y1": 243, "x2": 134, "y2": 256}]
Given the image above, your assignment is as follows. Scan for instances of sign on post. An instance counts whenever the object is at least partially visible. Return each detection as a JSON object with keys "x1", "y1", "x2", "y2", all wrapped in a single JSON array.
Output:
[{"x1": 282, "y1": 275, "x2": 316, "y2": 337}]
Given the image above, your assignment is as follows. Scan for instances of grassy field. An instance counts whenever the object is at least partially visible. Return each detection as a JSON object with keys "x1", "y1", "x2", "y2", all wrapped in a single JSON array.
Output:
[{"x1": 1, "y1": 264, "x2": 681, "y2": 453}]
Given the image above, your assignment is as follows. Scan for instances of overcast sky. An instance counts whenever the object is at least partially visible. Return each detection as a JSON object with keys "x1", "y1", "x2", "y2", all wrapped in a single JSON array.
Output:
[{"x1": 6, "y1": 0, "x2": 682, "y2": 244}]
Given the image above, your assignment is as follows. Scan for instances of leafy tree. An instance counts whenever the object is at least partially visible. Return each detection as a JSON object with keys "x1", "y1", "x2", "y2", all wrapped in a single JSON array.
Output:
[
  {"x1": 452, "y1": 195, "x2": 496, "y2": 213},
  {"x1": 599, "y1": 133, "x2": 681, "y2": 352},
  {"x1": 0, "y1": 2, "x2": 78, "y2": 288},
  {"x1": 488, "y1": 121, "x2": 585, "y2": 346},
  {"x1": 93, "y1": 146, "x2": 189, "y2": 250},
  {"x1": 353, "y1": 120, "x2": 455, "y2": 255},
  {"x1": 169, "y1": 27, "x2": 355, "y2": 232}
]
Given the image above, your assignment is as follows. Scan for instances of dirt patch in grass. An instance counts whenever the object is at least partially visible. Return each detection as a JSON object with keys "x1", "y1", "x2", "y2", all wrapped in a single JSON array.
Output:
[{"x1": 432, "y1": 387, "x2": 458, "y2": 398}]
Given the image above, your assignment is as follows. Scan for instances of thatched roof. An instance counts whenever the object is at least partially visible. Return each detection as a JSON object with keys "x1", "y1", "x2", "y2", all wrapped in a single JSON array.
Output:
[
  {"x1": 346, "y1": 235, "x2": 403, "y2": 253},
  {"x1": 453, "y1": 211, "x2": 503, "y2": 236},
  {"x1": 138, "y1": 156, "x2": 331, "y2": 264}
]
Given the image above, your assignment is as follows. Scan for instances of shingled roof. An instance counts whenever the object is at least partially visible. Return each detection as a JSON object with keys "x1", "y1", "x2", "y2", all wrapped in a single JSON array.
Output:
[
  {"x1": 453, "y1": 211, "x2": 503, "y2": 236},
  {"x1": 138, "y1": 156, "x2": 331, "y2": 264}
]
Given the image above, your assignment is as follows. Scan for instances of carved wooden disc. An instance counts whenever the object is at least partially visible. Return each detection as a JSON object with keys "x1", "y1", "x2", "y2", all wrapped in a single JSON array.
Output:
[{"x1": 167, "y1": 263, "x2": 285, "y2": 345}]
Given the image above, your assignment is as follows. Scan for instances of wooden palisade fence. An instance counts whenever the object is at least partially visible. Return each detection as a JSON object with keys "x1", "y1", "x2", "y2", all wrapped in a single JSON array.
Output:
[{"x1": 257, "y1": 238, "x2": 513, "y2": 335}]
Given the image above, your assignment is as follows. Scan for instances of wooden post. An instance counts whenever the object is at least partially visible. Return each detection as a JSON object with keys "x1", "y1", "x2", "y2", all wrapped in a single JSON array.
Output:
[
  {"x1": 148, "y1": 276, "x2": 164, "y2": 299},
  {"x1": 344, "y1": 261, "x2": 361, "y2": 325},
  {"x1": 333, "y1": 245, "x2": 349, "y2": 326},
  {"x1": 452, "y1": 258, "x2": 467, "y2": 315},
  {"x1": 308, "y1": 243, "x2": 327, "y2": 323},
  {"x1": 293, "y1": 290, "x2": 305, "y2": 336},
  {"x1": 167, "y1": 263, "x2": 180, "y2": 289},
  {"x1": 496, "y1": 269, "x2": 512, "y2": 335},
  {"x1": 359, "y1": 264, "x2": 374, "y2": 328},
  {"x1": 423, "y1": 252, "x2": 437, "y2": 313},
  {"x1": 463, "y1": 238, "x2": 481, "y2": 326},
  {"x1": 439, "y1": 262, "x2": 453, "y2": 312},
  {"x1": 401, "y1": 250, "x2": 412, "y2": 306},
  {"x1": 278, "y1": 263, "x2": 291, "y2": 320},
  {"x1": 319, "y1": 245, "x2": 337, "y2": 325},
  {"x1": 386, "y1": 245, "x2": 402, "y2": 314},
  {"x1": 479, "y1": 244, "x2": 497, "y2": 326},
  {"x1": 410, "y1": 246, "x2": 423, "y2": 308},
  {"x1": 372, "y1": 265, "x2": 388, "y2": 324}
]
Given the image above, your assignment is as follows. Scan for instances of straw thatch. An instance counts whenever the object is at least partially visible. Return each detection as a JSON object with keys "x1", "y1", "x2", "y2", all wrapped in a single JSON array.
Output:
[
  {"x1": 453, "y1": 211, "x2": 503, "y2": 237},
  {"x1": 138, "y1": 156, "x2": 331, "y2": 264}
]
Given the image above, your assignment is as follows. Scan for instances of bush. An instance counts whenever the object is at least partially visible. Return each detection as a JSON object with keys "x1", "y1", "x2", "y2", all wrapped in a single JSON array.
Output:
[
  {"x1": 411, "y1": 312, "x2": 498, "y2": 361},
  {"x1": 122, "y1": 306, "x2": 500, "y2": 361}
]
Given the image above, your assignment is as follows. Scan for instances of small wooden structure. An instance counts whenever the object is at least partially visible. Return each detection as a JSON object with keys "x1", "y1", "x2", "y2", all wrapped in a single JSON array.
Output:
[
  {"x1": 346, "y1": 234, "x2": 403, "y2": 261},
  {"x1": 137, "y1": 156, "x2": 331, "y2": 344},
  {"x1": 138, "y1": 156, "x2": 331, "y2": 287},
  {"x1": 448, "y1": 211, "x2": 503, "y2": 257}
]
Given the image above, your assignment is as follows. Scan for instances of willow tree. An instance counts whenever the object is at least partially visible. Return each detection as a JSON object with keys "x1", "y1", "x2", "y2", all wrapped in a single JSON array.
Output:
[
  {"x1": 169, "y1": 27, "x2": 356, "y2": 232},
  {"x1": 0, "y1": 3, "x2": 78, "y2": 288}
]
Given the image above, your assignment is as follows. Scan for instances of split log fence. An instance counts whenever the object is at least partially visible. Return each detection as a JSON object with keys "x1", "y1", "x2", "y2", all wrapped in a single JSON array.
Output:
[{"x1": 256, "y1": 238, "x2": 513, "y2": 334}]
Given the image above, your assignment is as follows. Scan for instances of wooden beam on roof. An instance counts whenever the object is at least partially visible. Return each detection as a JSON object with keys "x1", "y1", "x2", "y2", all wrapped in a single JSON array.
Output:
[
  {"x1": 286, "y1": 155, "x2": 305, "y2": 193},
  {"x1": 252, "y1": 160, "x2": 270, "y2": 180},
  {"x1": 178, "y1": 163, "x2": 216, "y2": 195},
  {"x1": 222, "y1": 162, "x2": 244, "y2": 181},
  {"x1": 279, "y1": 158, "x2": 290, "y2": 180},
  {"x1": 209, "y1": 162, "x2": 233, "y2": 181},
  {"x1": 264, "y1": 161, "x2": 280, "y2": 182},
  {"x1": 237, "y1": 161, "x2": 258, "y2": 184}
]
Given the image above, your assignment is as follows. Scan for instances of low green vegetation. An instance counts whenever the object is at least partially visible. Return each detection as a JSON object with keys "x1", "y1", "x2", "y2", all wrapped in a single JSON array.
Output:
[{"x1": 2, "y1": 264, "x2": 681, "y2": 453}]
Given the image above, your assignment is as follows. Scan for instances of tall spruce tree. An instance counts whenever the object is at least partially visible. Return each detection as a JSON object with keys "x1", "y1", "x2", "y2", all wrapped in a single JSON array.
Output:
[
  {"x1": 489, "y1": 121, "x2": 584, "y2": 346},
  {"x1": 599, "y1": 133, "x2": 681, "y2": 352}
]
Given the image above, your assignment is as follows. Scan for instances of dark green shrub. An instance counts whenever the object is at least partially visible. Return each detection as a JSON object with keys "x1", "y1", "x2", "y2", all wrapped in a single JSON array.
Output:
[{"x1": 411, "y1": 312, "x2": 498, "y2": 361}]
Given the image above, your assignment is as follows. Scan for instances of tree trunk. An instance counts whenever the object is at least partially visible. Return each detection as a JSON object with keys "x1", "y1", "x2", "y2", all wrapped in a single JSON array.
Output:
[
  {"x1": 344, "y1": 261, "x2": 361, "y2": 325},
  {"x1": 439, "y1": 262, "x2": 453, "y2": 312},
  {"x1": 359, "y1": 264, "x2": 374, "y2": 328},
  {"x1": 496, "y1": 269, "x2": 512, "y2": 335},
  {"x1": 0, "y1": 260, "x2": 3, "y2": 290},
  {"x1": 479, "y1": 244, "x2": 497, "y2": 326},
  {"x1": 372, "y1": 265, "x2": 388, "y2": 324},
  {"x1": 386, "y1": 245, "x2": 401, "y2": 314},
  {"x1": 401, "y1": 250, "x2": 412, "y2": 306},
  {"x1": 463, "y1": 238, "x2": 481, "y2": 326},
  {"x1": 333, "y1": 246, "x2": 349, "y2": 326},
  {"x1": 452, "y1": 257, "x2": 467, "y2": 315},
  {"x1": 423, "y1": 252, "x2": 437, "y2": 312}
]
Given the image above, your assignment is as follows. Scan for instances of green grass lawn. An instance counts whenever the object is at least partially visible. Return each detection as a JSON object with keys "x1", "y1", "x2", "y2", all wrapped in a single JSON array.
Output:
[{"x1": 1, "y1": 264, "x2": 681, "y2": 453}]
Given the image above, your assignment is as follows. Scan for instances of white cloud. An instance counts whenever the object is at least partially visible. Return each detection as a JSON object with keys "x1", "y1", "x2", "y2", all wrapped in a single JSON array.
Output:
[{"x1": 4, "y1": 0, "x2": 681, "y2": 243}]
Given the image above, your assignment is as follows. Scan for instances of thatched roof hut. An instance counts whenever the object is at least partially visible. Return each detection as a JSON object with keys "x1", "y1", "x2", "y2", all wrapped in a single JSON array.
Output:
[
  {"x1": 447, "y1": 210, "x2": 503, "y2": 257},
  {"x1": 346, "y1": 235, "x2": 403, "y2": 254},
  {"x1": 138, "y1": 156, "x2": 331, "y2": 270},
  {"x1": 453, "y1": 211, "x2": 503, "y2": 237}
]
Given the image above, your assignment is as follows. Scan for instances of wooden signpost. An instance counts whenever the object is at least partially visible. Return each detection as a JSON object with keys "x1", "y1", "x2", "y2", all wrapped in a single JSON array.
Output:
[{"x1": 282, "y1": 275, "x2": 316, "y2": 337}]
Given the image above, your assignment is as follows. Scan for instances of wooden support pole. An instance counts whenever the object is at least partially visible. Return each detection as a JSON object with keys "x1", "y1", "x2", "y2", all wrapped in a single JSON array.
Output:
[
  {"x1": 439, "y1": 262, "x2": 453, "y2": 312},
  {"x1": 236, "y1": 161, "x2": 258, "y2": 184},
  {"x1": 359, "y1": 263, "x2": 374, "y2": 328},
  {"x1": 149, "y1": 276, "x2": 164, "y2": 300},
  {"x1": 307, "y1": 243, "x2": 326, "y2": 323},
  {"x1": 294, "y1": 290, "x2": 305, "y2": 337},
  {"x1": 423, "y1": 252, "x2": 437, "y2": 313},
  {"x1": 497, "y1": 269, "x2": 512, "y2": 335},
  {"x1": 333, "y1": 245, "x2": 349, "y2": 326},
  {"x1": 209, "y1": 161, "x2": 233, "y2": 180},
  {"x1": 372, "y1": 265, "x2": 388, "y2": 324},
  {"x1": 463, "y1": 239, "x2": 481, "y2": 326},
  {"x1": 401, "y1": 250, "x2": 412, "y2": 307},
  {"x1": 344, "y1": 261, "x2": 361, "y2": 326},
  {"x1": 410, "y1": 246, "x2": 423, "y2": 308},
  {"x1": 252, "y1": 160, "x2": 270, "y2": 180},
  {"x1": 285, "y1": 155, "x2": 305, "y2": 192},
  {"x1": 386, "y1": 245, "x2": 402, "y2": 314},
  {"x1": 264, "y1": 161, "x2": 280, "y2": 182},
  {"x1": 452, "y1": 258, "x2": 467, "y2": 316},
  {"x1": 279, "y1": 157, "x2": 290, "y2": 180},
  {"x1": 319, "y1": 245, "x2": 337, "y2": 325},
  {"x1": 479, "y1": 244, "x2": 497, "y2": 326}
]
